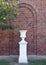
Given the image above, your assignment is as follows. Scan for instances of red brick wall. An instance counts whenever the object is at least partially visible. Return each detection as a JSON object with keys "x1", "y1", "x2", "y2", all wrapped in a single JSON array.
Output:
[{"x1": 0, "y1": 0, "x2": 46, "y2": 55}]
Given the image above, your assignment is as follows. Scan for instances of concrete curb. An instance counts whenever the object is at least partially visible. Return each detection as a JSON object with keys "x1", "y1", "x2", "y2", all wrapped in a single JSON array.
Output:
[{"x1": 0, "y1": 55, "x2": 46, "y2": 61}]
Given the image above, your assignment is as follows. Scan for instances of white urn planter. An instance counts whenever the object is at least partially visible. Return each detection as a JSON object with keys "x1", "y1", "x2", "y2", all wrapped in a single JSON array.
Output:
[{"x1": 18, "y1": 30, "x2": 28, "y2": 63}]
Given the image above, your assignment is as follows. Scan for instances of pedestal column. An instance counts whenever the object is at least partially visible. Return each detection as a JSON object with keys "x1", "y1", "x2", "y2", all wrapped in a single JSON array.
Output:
[{"x1": 18, "y1": 30, "x2": 28, "y2": 63}]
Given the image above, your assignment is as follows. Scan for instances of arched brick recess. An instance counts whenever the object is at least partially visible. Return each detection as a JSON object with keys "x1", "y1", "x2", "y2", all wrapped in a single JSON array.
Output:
[
  {"x1": 13, "y1": 3, "x2": 37, "y2": 55},
  {"x1": 0, "y1": 3, "x2": 37, "y2": 55}
]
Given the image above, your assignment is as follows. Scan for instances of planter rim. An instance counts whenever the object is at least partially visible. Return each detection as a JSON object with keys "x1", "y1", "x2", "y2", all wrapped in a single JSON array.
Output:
[{"x1": 19, "y1": 30, "x2": 27, "y2": 32}]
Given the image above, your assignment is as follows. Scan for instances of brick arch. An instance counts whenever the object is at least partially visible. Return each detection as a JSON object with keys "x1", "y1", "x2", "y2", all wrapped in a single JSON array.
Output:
[
  {"x1": 0, "y1": 3, "x2": 37, "y2": 55},
  {"x1": 18, "y1": 3, "x2": 37, "y2": 23},
  {"x1": 16, "y1": 3, "x2": 37, "y2": 55}
]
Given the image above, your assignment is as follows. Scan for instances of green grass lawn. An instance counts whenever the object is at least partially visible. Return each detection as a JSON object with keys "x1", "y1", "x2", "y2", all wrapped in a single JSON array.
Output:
[
  {"x1": 29, "y1": 60, "x2": 46, "y2": 65},
  {"x1": 0, "y1": 60, "x2": 10, "y2": 65},
  {"x1": 0, "y1": 60, "x2": 46, "y2": 65}
]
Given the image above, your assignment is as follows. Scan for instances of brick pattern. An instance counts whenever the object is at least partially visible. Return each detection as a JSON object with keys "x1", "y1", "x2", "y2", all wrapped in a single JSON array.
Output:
[
  {"x1": 0, "y1": 0, "x2": 46, "y2": 55},
  {"x1": 0, "y1": 30, "x2": 19, "y2": 55},
  {"x1": 0, "y1": 30, "x2": 9, "y2": 55},
  {"x1": 15, "y1": 7, "x2": 36, "y2": 55}
]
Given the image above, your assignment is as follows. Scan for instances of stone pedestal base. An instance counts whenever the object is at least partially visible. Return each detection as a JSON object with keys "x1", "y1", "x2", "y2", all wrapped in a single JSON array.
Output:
[{"x1": 19, "y1": 43, "x2": 28, "y2": 63}]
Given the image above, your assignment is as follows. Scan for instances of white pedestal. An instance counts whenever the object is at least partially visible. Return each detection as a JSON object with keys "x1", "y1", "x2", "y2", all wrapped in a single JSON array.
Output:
[{"x1": 18, "y1": 30, "x2": 28, "y2": 63}]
